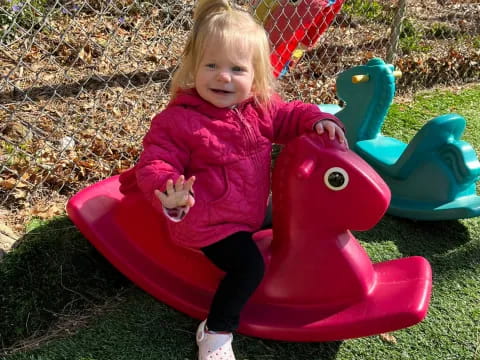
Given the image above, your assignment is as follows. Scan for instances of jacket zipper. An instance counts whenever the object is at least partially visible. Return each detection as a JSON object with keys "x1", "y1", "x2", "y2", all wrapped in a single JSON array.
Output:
[{"x1": 233, "y1": 107, "x2": 261, "y2": 170}]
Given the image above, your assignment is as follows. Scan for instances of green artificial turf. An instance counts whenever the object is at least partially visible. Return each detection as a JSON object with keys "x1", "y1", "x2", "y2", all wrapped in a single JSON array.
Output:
[{"x1": 1, "y1": 85, "x2": 479, "y2": 359}]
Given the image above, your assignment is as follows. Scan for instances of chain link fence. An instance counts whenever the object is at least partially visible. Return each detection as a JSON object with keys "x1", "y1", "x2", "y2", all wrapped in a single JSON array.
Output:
[{"x1": 1, "y1": 0, "x2": 479, "y2": 236}]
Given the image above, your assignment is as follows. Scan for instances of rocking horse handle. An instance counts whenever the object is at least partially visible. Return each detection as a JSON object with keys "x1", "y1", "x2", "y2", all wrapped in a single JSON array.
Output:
[{"x1": 352, "y1": 70, "x2": 402, "y2": 84}]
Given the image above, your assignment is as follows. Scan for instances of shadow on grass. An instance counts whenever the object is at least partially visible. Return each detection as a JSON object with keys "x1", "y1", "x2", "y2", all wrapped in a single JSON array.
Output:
[
  {"x1": 0, "y1": 215, "x2": 344, "y2": 359},
  {"x1": 4, "y1": 287, "x2": 342, "y2": 360},
  {"x1": 240, "y1": 337, "x2": 342, "y2": 360},
  {"x1": 355, "y1": 214, "x2": 480, "y2": 274},
  {"x1": 0, "y1": 216, "x2": 131, "y2": 351}
]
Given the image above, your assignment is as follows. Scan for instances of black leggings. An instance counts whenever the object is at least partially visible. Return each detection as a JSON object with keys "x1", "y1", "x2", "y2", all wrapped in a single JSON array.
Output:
[{"x1": 201, "y1": 231, "x2": 265, "y2": 332}]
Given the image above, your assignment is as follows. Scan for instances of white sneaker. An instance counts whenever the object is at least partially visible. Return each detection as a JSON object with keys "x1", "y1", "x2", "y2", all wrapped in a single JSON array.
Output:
[{"x1": 196, "y1": 320, "x2": 236, "y2": 360}]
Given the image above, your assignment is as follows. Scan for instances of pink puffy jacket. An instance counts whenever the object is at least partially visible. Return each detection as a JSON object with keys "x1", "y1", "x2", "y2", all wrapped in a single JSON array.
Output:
[{"x1": 119, "y1": 89, "x2": 343, "y2": 248}]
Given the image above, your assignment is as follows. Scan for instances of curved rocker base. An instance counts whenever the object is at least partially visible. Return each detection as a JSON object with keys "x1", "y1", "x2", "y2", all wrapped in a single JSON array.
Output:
[
  {"x1": 389, "y1": 195, "x2": 480, "y2": 221},
  {"x1": 353, "y1": 133, "x2": 480, "y2": 221},
  {"x1": 67, "y1": 175, "x2": 432, "y2": 342},
  {"x1": 241, "y1": 256, "x2": 431, "y2": 342}
]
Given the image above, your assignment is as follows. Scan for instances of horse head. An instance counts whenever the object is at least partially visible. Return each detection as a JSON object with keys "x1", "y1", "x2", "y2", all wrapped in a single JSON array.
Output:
[
  {"x1": 336, "y1": 58, "x2": 399, "y2": 144},
  {"x1": 272, "y1": 132, "x2": 390, "y2": 237},
  {"x1": 257, "y1": 133, "x2": 391, "y2": 305}
]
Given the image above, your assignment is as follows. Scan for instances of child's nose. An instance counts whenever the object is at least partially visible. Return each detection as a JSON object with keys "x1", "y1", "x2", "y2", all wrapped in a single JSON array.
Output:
[{"x1": 217, "y1": 71, "x2": 231, "y2": 82}]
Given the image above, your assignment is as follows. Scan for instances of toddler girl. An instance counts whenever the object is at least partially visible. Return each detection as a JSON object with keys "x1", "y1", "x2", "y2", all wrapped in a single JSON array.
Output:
[{"x1": 121, "y1": 0, "x2": 346, "y2": 359}]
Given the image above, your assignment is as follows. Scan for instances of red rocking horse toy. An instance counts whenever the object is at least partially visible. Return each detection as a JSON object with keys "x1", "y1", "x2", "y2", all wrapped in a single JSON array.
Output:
[{"x1": 67, "y1": 133, "x2": 432, "y2": 341}]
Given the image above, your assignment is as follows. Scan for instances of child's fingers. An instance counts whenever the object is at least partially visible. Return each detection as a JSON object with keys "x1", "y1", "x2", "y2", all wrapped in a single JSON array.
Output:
[
  {"x1": 174, "y1": 175, "x2": 185, "y2": 192},
  {"x1": 333, "y1": 125, "x2": 347, "y2": 145},
  {"x1": 324, "y1": 122, "x2": 336, "y2": 140},
  {"x1": 315, "y1": 122, "x2": 324, "y2": 134},
  {"x1": 185, "y1": 176, "x2": 196, "y2": 192},
  {"x1": 165, "y1": 179, "x2": 174, "y2": 195}
]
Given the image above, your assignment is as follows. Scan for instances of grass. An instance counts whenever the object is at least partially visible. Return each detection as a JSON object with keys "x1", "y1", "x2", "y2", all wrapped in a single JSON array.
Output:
[
  {"x1": 1, "y1": 84, "x2": 480, "y2": 359},
  {"x1": 0, "y1": 217, "x2": 130, "y2": 351},
  {"x1": 0, "y1": 0, "x2": 49, "y2": 42},
  {"x1": 384, "y1": 84, "x2": 480, "y2": 147},
  {"x1": 342, "y1": 0, "x2": 391, "y2": 24},
  {"x1": 399, "y1": 18, "x2": 433, "y2": 54}
]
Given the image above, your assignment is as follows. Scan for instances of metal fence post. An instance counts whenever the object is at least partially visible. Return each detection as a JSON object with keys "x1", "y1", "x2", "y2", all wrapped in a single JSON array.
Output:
[{"x1": 387, "y1": 0, "x2": 407, "y2": 63}]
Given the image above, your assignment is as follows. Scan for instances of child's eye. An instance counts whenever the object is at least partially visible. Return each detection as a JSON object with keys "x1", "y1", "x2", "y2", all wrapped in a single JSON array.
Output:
[
  {"x1": 206, "y1": 63, "x2": 216, "y2": 69},
  {"x1": 232, "y1": 66, "x2": 247, "y2": 72}
]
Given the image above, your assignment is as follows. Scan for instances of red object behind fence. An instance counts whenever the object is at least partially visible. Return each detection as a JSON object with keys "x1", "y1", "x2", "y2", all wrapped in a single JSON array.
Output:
[{"x1": 253, "y1": 0, "x2": 344, "y2": 77}]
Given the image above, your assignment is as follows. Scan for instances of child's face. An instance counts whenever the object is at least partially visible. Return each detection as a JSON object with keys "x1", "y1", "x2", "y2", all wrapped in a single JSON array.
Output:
[{"x1": 195, "y1": 41, "x2": 254, "y2": 108}]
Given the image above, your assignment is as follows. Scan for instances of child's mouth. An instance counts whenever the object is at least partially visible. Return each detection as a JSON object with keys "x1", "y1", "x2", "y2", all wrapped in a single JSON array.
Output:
[{"x1": 211, "y1": 88, "x2": 233, "y2": 94}]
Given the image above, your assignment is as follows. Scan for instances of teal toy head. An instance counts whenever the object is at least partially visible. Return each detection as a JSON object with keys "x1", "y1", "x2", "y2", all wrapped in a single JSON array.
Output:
[{"x1": 335, "y1": 58, "x2": 401, "y2": 145}]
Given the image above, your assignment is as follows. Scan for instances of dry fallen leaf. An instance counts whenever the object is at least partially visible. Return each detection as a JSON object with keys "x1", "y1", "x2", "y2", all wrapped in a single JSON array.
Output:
[
  {"x1": 31, "y1": 204, "x2": 64, "y2": 219},
  {"x1": 12, "y1": 188, "x2": 28, "y2": 200},
  {"x1": 379, "y1": 332, "x2": 397, "y2": 344},
  {"x1": 0, "y1": 178, "x2": 17, "y2": 190},
  {"x1": 78, "y1": 46, "x2": 92, "y2": 64}
]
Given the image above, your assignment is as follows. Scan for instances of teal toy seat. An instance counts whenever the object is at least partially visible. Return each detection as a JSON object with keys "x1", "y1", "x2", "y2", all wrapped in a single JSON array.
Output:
[
  {"x1": 318, "y1": 103, "x2": 342, "y2": 115},
  {"x1": 332, "y1": 58, "x2": 480, "y2": 220}
]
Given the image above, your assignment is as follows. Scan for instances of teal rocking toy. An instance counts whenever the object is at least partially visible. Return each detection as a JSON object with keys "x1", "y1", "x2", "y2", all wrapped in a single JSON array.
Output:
[{"x1": 330, "y1": 58, "x2": 480, "y2": 220}]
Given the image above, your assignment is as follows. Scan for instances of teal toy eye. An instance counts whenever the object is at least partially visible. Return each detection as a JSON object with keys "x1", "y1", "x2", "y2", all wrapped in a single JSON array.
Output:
[{"x1": 324, "y1": 167, "x2": 349, "y2": 191}]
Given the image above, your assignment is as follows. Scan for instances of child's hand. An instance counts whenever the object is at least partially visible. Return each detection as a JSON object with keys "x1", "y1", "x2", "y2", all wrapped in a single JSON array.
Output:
[
  {"x1": 155, "y1": 175, "x2": 196, "y2": 209},
  {"x1": 314, "y1": 120, "x2": 348, "y2": 147}
]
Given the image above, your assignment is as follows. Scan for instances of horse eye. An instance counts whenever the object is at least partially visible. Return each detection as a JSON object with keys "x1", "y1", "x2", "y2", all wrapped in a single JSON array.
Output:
[{"x1": 324, "y1": 167, "x2": 349, "y2": 191}]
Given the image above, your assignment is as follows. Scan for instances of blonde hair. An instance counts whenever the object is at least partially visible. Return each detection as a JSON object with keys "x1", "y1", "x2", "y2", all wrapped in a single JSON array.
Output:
[{"x1": 170, "y1": 0, "x2": 275, "y2": 105}]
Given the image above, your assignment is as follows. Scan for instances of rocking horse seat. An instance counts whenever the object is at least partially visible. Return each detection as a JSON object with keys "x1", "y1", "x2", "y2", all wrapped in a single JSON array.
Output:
[
  {"x1": 356, "y1": 136, "x2": 406, "y2": 167},
  {"x1": 68, "y1": 133, "x2": 432, "y2": 342},
  {"x1": 318, "y1": 103, "x2": 342, "y2": 115}
]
